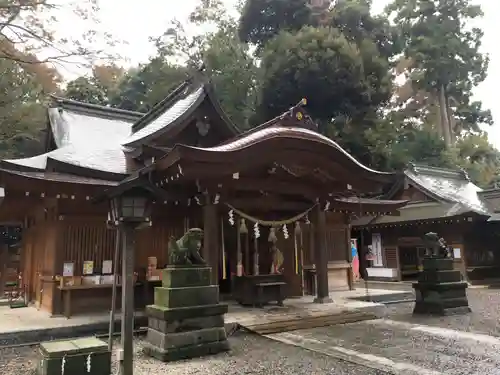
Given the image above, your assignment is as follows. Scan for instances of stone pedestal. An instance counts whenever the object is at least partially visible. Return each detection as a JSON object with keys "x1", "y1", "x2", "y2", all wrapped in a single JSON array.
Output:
[
  {"x1": 37, "y1": 337, "x2": 110, "y2": 375},
  {"x1": 143, "y1": 266, "x2": 229, "y2": 361},
  {"x1": 413, "y1": 257, "x2": 471, "y2": 316}
]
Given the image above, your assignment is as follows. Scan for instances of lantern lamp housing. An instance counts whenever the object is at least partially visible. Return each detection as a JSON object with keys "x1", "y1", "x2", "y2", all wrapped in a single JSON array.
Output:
[{"x1": 107, "y1": 188, "x2": 152, "y2": 224}]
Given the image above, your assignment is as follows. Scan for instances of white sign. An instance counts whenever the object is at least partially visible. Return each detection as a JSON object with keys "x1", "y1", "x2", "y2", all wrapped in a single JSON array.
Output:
[
  {"x1": 63, "y1": 262, "x2": 74, "y2": 277},
  {"x1": 453, "y1": 248, "x2": 461, "y2": 259},
  {"x1": 371, "y1": 233, "x2": 383, "y2": 267}
]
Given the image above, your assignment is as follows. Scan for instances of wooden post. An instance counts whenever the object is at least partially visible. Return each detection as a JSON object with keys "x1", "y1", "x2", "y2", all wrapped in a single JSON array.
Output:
[
  {"x1": 345, "y1": 214, "x2": 354, "y2": 290},
  {"x1": 203, "y1": 203, "x2": 219, "y2": 285},
  {"x1": 108, "y1": 228, "x2": 120, "y2": 351},
  {"x1": 120, "y1": 223, "x2": 135, "y2": 375},
  {"x1": 314, "y1": 205, "x2": 332, "y2": 303}
]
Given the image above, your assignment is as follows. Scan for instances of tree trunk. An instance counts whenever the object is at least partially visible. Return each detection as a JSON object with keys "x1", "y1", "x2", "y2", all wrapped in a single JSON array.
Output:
[
  {"x1": 445, "y1": 93, "x2": 456, "y2": 144},
  {"x1": 438, "y1": 84, "x2": 452, "y2": 147}
]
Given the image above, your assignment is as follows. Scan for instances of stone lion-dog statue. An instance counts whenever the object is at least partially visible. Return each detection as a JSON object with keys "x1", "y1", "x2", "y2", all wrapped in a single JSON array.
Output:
[{"x1": 168, "y1": 228, "x2": 206, "y2": 266}]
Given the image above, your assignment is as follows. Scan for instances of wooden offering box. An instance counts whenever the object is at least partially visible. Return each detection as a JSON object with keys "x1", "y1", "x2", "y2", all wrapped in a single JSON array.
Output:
[{"x1": 38, "y1": 337, "x2": 110, "y2": 375}]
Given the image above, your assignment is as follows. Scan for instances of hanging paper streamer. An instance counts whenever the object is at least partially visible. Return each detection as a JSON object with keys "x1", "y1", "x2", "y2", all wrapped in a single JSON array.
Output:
[
  {"x1": 254, "y1": 222, "x2": 260, "y2": 239},
  {"x1": 86, "y1": 354, "x2": 92, "y2": 373},
  {"x1": 282, "y1": 224, "x2": 289, "y2": 239},
  {"x1": 324, "y1": 201, "x2": 331, "y2": 211},
  {"x1": 228, "y1": 210, "x2": 235, "y2": 226}
]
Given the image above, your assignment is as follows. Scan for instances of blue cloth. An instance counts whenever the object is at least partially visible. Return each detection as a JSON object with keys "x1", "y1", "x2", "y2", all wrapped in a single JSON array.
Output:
[{"x1": 351, "y1": 244, "x2": 358, "y2": 258}]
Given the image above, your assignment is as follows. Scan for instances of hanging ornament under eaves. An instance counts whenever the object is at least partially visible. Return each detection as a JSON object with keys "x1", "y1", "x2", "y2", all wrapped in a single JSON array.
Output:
[
  {"x1": 228, "y1": 210, "x2": 235, "y2": 226},
  {"x1": 304, "y1": 214, "x2": 310, "y2": 224},
  {"x1": 268, "y1": 227, "x2": 277, "y2": 243},
  {"x1": 240, "y1": 218, "x2": 248, "y2": 234},
  {"x1": 282, "y1": 224, "x2": 289, "y2": 239},
  {"x1": 254, "y1": 222, "x2": 260, "y2": 239}
]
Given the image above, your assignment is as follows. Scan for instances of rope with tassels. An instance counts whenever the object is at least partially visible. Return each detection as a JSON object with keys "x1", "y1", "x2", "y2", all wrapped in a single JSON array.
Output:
[{"x1": 225, "y1": 203, "x2": 317, "y2": 227}]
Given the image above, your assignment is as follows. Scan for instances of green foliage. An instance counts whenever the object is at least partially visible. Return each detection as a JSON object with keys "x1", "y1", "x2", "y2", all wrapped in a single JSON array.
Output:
[
  {"x1": 151, "y1": 0, "x2": 258, "y2": 128},
  {"x1": 238, "y1": 0, "x2": 312, "y2": 50},
  {"x1": 0, "y1": 55, "x2": 55, "y2": 158},
  {"x1": 257, "y1": 26, "x2": 391, "y2": 122},
  {"x1": 387, "y1": 0, "x2": 491, "y2": 137},
  {"x1": 109, "y1": 60, "x2": 189, "y2": 112}
]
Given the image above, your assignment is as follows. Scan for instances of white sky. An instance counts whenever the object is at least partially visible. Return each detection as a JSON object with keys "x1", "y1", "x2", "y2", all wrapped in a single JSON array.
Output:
[{"x1": 63, "y1": 0, "x2": 500, "y2": 147}]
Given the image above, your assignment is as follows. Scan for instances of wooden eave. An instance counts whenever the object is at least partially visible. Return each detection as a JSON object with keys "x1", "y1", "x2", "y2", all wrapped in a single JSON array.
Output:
[
  {"x1": 126, "y1": 144, "x2": 172, "y2": 162},
  {"x1": 45, "y1": 158, "x2": 127, "y2": 182},
  {"x1": 150, "y1": 130, "x2": 396, "y2": 192}
]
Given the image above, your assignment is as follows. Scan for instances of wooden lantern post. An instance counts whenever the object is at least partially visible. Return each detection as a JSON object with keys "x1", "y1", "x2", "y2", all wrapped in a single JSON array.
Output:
[{"x1": 108, "y1": 190, "x2": 152, "y2": 375}]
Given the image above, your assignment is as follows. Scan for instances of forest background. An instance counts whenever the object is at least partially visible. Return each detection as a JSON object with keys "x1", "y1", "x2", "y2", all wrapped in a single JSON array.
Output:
[{"x1": 1, "y1": 0, "x2": 499, "y2": 187}]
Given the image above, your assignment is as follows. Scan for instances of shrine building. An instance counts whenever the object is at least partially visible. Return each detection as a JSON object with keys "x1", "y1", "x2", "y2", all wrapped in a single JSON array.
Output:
[{"x1": 0, "y1": 73, "x2": 407, "y2": 317}]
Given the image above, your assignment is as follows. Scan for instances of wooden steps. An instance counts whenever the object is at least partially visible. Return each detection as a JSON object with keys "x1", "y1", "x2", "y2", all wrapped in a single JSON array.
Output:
[{"x1": 241, "y1": 311, "x2": 378, "y2": 335}]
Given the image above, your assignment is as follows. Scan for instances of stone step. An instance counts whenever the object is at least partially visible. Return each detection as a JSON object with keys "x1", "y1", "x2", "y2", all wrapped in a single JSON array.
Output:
[{"x1": 242, "y1": 311, "x2": 378, "y2": 335}]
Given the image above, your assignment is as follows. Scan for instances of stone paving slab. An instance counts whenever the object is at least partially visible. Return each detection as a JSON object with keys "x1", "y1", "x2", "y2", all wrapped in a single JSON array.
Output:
[
  {"x1": 267, "y1": 317, "x2": 500, "y2": 375},
  {"x1": 0, "y1": 289, "x2": 404, "y2": 345}
]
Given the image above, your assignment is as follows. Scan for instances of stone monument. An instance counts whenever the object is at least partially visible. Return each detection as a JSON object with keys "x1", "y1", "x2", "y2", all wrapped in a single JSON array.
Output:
[
  {"x1": 412, "y1": 232, "x2": 471, "y2": 316},
  {"x1": 143, "y1": 228, "x2": 229, "y2": 361}
]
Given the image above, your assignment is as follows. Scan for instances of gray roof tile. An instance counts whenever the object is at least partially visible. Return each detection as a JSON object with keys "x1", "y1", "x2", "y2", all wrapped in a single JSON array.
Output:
[
  {"x1": 405, "y1": 167, "x2": 489, "y2": 215},
  {"x1": 5, "y1": 107, "x2": 135, "y2": 175},
  {"x1": 123, "y1": 86, "x2": 205, "y2": 146},
  {"x1": 48, "y1": 107, "x2": 133, "y2": 148}
]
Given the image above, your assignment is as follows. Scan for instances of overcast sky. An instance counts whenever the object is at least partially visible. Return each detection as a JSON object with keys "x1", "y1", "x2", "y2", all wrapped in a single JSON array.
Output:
[{"x1": 70, "y1": 0, "x2": 500, "y2": 146}]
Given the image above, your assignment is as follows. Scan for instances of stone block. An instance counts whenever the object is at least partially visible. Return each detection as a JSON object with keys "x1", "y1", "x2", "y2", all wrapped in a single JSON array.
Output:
[
  {"x1": 38, "y1": 337, "x2": 110, "y2": 375},
  {"x1": 143, "y1": 339, "x2": 230, "y2": 362},
  {"x1": 148, "y1": 315, "x2": 225, "y2": 333},
  {"x1": 146, "y1": 303, "x2": 228, "y2": 321},
  {"x1": 422, "y1": 258, "x2": 454, "y2": 271},
  {"x1": 147, "y1": 327, "x2": 227, "y2": 350},
  {"x1": 418, "y1": 270, "x2": 462, "y2": 283},
  {"x1": 163, "y1": 266, "x2": 212, "y2": 288},
  {"x1": 154, "y1": 285, "x2": 219, "y2": 308}
]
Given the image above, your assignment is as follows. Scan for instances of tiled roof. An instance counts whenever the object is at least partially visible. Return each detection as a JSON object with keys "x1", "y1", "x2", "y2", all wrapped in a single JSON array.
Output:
[
  {"x1": 405, "y1": 164, "x2": 489, "y2": 215},
  {"x1": 4, "y1": 100, "x2": 139, "y2": 175},
  {"x1": 352, "y1": 164, "x2": 492, "y2": 227},
  {"x1": 48, "y1": 107, "x2": 133, "y2": 148},
  {"x1": 123, "y1": 86, "x2": 205, "y2": 147}
]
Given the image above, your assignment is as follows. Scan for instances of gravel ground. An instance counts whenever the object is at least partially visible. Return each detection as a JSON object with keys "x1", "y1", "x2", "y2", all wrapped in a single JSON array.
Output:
[
  {"x1": 381, "y1": 287, "x2": 500, "y2": 336},
  {"x1": 0, "y1": 332, "x2": 385, "y2": 375}
]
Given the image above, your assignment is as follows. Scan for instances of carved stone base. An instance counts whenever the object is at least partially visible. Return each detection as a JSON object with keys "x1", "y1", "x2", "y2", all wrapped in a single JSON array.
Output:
[
  {"x1": 144, "y1": 266, "x2": 229, "y2": 362},
  {"x1": 413, "y1": 258, "x2": 471, "y2": 316}
]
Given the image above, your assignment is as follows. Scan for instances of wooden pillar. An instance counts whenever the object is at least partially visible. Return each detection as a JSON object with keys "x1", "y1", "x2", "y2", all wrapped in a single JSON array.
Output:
[
  {"x1": 314, "y1": 205, "x2": 332, "y2": 303},
  {"x1": 345, "y1": 214, "x2": 354, "y2": 290},
  {"x1": 0, "y1": 244, "x2": 8, "y2": 297},
  {"x1": 203, "y1": 203, "x2": 219, "y2": 285}
]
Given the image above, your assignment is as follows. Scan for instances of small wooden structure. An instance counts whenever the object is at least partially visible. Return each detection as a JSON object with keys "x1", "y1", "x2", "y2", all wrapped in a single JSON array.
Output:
[
  {"x1": 352, "y1": 164, "x2": 498, "y2": 282},
  {"x1": 0, "y1": 72, "x2": 407, "y2": 316}
]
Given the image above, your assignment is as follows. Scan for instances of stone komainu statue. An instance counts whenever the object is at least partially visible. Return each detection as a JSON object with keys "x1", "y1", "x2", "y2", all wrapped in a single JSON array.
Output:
[
  {"x1": 423, "y1": 232, "x2": 451, "y2": 258},
  {"x1": 168, "y1": 228, "x2": 206, "y2": 266}
]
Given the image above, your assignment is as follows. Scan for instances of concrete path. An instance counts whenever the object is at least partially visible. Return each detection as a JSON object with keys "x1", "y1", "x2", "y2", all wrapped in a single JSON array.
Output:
[{"x1": 267, "y1": 317, "x2": 500, "y2": 374}]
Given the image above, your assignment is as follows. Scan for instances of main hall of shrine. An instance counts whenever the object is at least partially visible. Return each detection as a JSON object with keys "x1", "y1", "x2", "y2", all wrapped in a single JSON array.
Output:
[{"x1": 0, "y1": 71, "x2": 407, "y2": 316}]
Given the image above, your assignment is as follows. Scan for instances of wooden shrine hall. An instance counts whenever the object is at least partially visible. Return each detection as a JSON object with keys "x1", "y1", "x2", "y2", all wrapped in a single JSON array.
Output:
[{"x1": 0, "y1": 72, "x2": 407, "y2": 317}]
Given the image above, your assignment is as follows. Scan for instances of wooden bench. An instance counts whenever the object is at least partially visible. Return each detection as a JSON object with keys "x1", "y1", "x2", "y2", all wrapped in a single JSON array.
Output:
[
  {"x1": 233, "y1": 274, "x2": 287, "y2": 307},
  {"x1": 255, "y1": 281, "x2": 286, "y2": 307}
]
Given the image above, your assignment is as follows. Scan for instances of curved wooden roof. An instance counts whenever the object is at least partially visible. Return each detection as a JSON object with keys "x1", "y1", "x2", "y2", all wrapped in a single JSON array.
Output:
[{"x1": 153, "y1": 126, "x2": 396, "y2": 191}]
